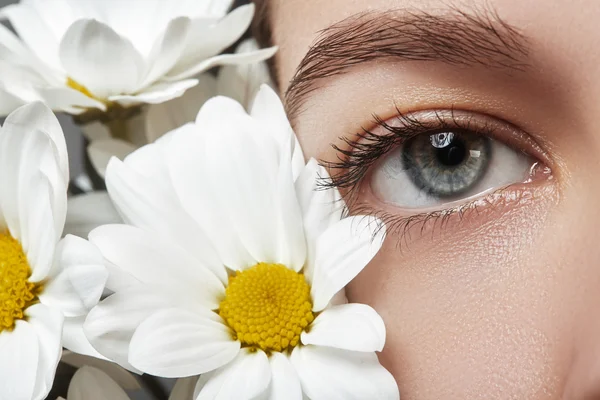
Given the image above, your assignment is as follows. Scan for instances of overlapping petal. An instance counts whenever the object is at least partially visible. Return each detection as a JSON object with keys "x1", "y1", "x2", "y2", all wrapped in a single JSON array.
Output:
[
  {"x1": 310, "y1": 216, "x2": 386, "y2": 311},
  {"x1": 194, "y1": 348, "x2": 271, "y2": 400},
  {"x1": 291, "y1": 345, "x2": 399, "y2": 400},
  {"x1": 128, "y1": 308, "x2": 240, "y2": 377}
]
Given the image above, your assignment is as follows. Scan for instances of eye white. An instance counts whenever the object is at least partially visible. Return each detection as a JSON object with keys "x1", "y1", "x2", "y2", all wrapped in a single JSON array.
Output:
[{"x1": 371, "y1": 137, "x2": 533, "y2": 209}]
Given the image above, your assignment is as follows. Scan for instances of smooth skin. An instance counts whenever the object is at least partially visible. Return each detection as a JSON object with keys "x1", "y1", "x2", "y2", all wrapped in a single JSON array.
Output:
[{"x1": 262, "y1": 0, "x2": 600, "y2": 398}]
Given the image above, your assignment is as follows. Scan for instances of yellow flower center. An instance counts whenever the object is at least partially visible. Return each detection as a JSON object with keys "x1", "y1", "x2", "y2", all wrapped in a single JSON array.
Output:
[
  {"x1": 219, "y1": 263, "x2": 315, "y2": 353},
  {"x1": 66, "y1": 77, "x2": 95, "y2": 99},
  {"x1": 0, "y1": 232, "x2": 41, "y2": 333}
]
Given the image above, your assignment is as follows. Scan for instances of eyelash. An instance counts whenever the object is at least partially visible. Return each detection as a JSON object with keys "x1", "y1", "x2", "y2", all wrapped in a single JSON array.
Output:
[{"x1": 319, "y1": 108, "x2": 533, "y2": 243}]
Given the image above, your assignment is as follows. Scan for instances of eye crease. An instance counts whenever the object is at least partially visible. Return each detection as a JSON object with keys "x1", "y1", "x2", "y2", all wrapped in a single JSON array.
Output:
[{"x1": 324, "y1": 108, "x2": 552, "y2": 218}]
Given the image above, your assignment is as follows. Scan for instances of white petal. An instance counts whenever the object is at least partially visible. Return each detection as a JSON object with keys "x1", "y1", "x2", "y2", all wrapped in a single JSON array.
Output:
[
  {"x1": 62, "y1": 316, "x2": 108, "y2": 360},
  {"x1": 0, "y1": 105, "x2": 69, "y2": 277},
  {"x1": 0, "y1": 118, "x2": 61, "y2": 279},
  {"x1": 0, "y1": 23, "x2": 38, "y2": 67},
  {"x1": 21, "y1": 175, "x2": 59, "y2": 282},
  {"x1": 166, "y1": 131, "x2": 255, "y2": 271},
  {"x1": 0, "y1": 103, "x2": 69, "y2": 249},
  {"x1": 310, "y1": 216, "x2": 386, "y2": 312},
  {"x1": 2, "y1": 101, "x2": 69, "y2": 189},
  {"x1": 88, "y1": 138, "x2": 137, "y2": 178},
  {"x1": 266, "y1": 352, "x2": 302, "y2": 400},
  {"x1": 301, "y1": 304, "x2": 386, "y2": 352},
  {"x1": 105, "y1": 148, "x2": 226, "y2": 282},
  {"x1": 250, "y1": 85, "x2": 305, "y2": 179},
  {"x1": 61, "y1": 350, "x2": 139, "y2": 389},
  {"x1": 41, "y1": 264, "x2": 107, "y2": 317},
  {"x1": 21, "y1": 102, "x2": 67, "y2": 176},
  {"x1": 165, "y1": 46, "x2": 277, "y2": 82},
  {"x1": 12, "y1": 0, "x2": 78, "y2": 44},
  {"x1": 173, "y1": 5, "x2": 254, "y2": 74},
  {"x1": 27, "y1": 304, "x2": 64, "y2": 400},
  {"x1": 217, "y1": 39, "x2": 273, "y2": 110},
  {"x1": 59, "y1": 19, "x2": 145, "y2": 98},
  {"x1": 290, "y1": 346, "x2": 399, "y2": 400},
  {"x1": 202, "y1": 119, "x2": 304, "y2": 269},
  {"x1": 195, "y1": 348, "x2": 271, "y2": 400},
  {"x1": 295, "y1": 160, "x2": 344, "y2": 283},
  {"x1": 129, "y1": 308, "x2": 240, "y2": 377},
  {"x1": 89, "y1": 224, "x2": 224, "y2": 308},
  {"x1": 0, "y1": 321, "x2": 39, "y2": 400},
  {"x1": 109, "y1": 79, "x2": 198, "y2": 107},
  {"x1": 64, "y1": 192, "x2": 122, "y2": 238},
  {"x1": 37, "y1": 87, "x2": 107, "y2": 114},
  {"x1": 142, "y1": 16, "x2": 191, "y2": 87},
  {"x1": 1, "y1": 3, "x2": 62, "y2": 71},
  {"x1": 40, "y1": 235, "x2": 108, "y2": 317},
  {"x1": 169, "y1": 377, "x2": 199, "y2": 400},
  {"x1": 67, "y1": 366, "x2": 130, "y2": 400},
  {"x1": 193, "y1": 94, "x2": 255, "y2": 137},
  {"x1": 0, "y1": 87, "x2": 27, "y2": 115},
  {"x1": 49, "y1": 234, "x2": 104, "y2": 275},
  {"x1": 145, "y1": 74, "x2": 216, "y2": 142},
  {"x1": 172, "y1": 111, "x2": 306, "y2": 270},
  {"x1": 83, "y1": 285, "x2": 179, "y2": 371}
]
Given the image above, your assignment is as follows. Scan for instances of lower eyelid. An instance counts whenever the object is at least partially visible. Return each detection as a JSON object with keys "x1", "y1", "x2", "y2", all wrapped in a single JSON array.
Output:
[{"x1": 352, "y1": 179, "x2": 557, "y2": 244}]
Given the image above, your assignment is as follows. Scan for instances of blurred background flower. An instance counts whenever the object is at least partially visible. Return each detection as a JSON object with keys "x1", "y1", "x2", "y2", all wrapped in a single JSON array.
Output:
[{"x1": 0, "y1": 0, "x2": 274, "y2": 195}]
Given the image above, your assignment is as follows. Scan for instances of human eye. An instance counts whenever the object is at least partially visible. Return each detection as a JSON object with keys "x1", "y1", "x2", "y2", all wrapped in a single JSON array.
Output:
[{"x1": 325, "y1": 109, "x2": 553, "y2": 231}]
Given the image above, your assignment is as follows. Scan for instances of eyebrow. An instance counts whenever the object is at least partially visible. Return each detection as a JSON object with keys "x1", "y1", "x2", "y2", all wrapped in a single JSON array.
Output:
[{"x1": 284, "y1": 7, "x2": 529, "y2": 119}]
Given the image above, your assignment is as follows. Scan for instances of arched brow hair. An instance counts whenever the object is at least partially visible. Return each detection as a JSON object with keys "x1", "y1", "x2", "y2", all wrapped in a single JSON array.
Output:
[{"x1": 284, "y1": 6, "x2": 529, "y2": 120}]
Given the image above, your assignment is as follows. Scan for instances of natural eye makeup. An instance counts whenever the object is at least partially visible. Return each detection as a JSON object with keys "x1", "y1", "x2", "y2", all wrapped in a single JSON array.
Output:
[{"x1": 322, "y1": 108, "x2": 554, "y2": 239}]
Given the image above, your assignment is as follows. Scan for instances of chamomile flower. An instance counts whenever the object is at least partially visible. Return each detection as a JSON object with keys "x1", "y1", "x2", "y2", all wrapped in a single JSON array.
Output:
[
  {"x1": 83, "y1": 86, "x2": 399, "y2": 399},
  {"x1": 0, "y1": 0, "x2": 275, "y2": 115},
  {"x1": 83, "y1": 38, "x2": 274, "y2": 180},
  {"x1": 0, "y1": 103, "x2": 107, "y2": 400}
]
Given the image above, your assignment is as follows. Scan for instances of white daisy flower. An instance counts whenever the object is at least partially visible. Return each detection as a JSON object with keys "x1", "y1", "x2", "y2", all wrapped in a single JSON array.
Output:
[
  {"x1": 58, "y1": 364, "x2": 196, "y2": 400},
  {"x1": 83, "y1": 86, "x2": 399, "y2": 399},
  {"x1": 0, "y1": 103, "x2": 108, "y2": 400},
  {"x1": 81, "y1": 38, "x2": 274, "y2": 181},
  {"x1": 0, "y1": 0, "x2": 275, "y2": 115}
]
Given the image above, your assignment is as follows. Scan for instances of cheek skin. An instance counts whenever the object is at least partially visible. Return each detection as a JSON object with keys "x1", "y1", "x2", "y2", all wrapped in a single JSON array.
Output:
[{"x1": 345, "y1": 184, "x2": 586, "y2": 399}]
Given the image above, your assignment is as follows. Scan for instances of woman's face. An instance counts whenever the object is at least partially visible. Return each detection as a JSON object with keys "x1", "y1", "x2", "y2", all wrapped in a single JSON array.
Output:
[{"x1": 267, "y1": 0, "x2": 600, "y2": 398}]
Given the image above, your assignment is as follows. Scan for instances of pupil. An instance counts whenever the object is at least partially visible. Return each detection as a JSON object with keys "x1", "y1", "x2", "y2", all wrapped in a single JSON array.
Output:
[{"x1": 436, "y1": 140, "x2": 466, "y2": 167}]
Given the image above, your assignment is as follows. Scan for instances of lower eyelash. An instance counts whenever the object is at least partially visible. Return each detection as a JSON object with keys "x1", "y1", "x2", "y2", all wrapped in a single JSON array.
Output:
[
  {"x1": 351, "y1": 200, "x2": 482, "y2": 249},
  {"x1": 348, "y1": 184, "x2": 532, "y2": 248}
]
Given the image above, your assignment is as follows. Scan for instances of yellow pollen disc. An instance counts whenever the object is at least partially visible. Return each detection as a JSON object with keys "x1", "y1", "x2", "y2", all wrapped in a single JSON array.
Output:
[
  {"x1": 219, "y1": 263, "x2": 315, "y2": 353},
  {"x1": 0, "y1": 232, "x2": 40, "y2": 333}
]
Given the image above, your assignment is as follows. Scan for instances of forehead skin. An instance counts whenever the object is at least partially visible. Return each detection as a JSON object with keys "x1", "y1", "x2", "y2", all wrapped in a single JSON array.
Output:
[{"x1": 267, "y1": 1, "x2": 600, "y2": 399}]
